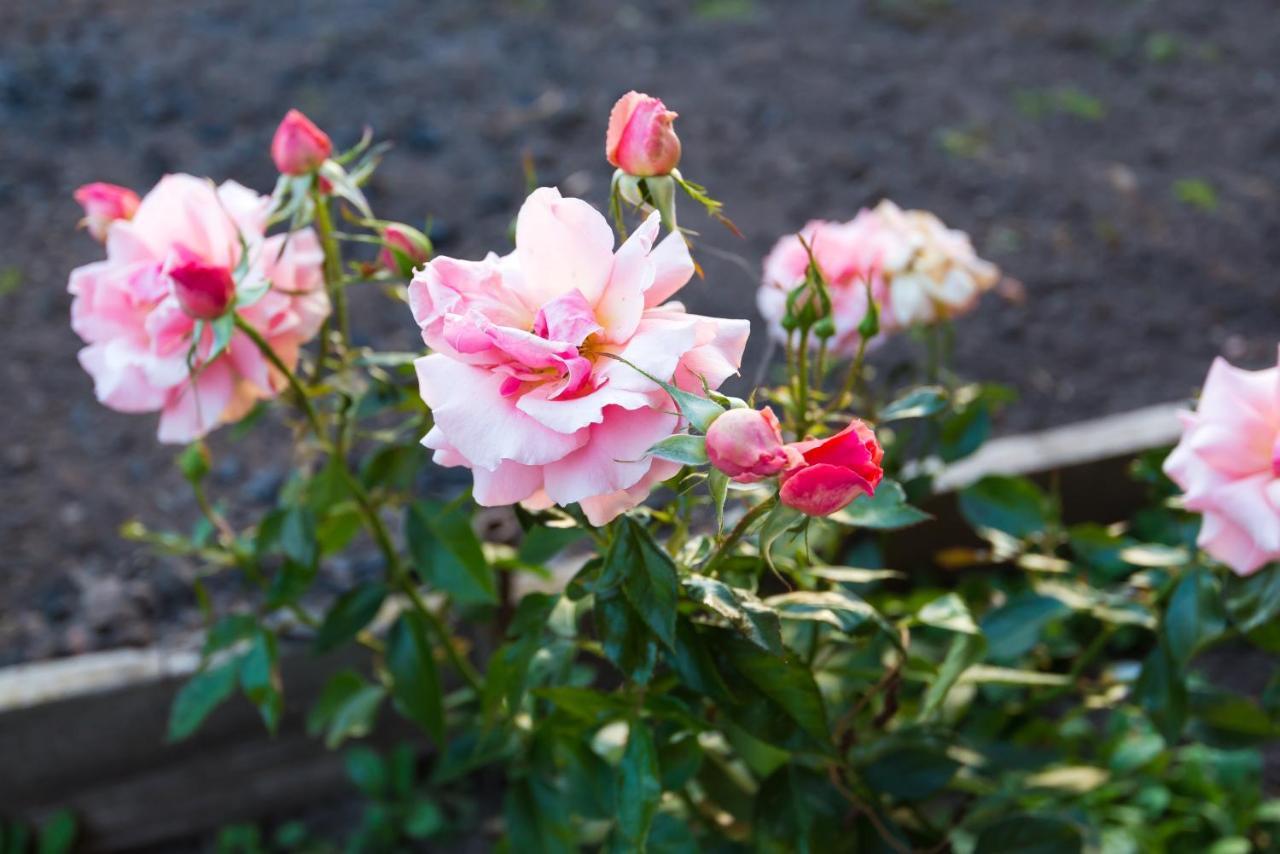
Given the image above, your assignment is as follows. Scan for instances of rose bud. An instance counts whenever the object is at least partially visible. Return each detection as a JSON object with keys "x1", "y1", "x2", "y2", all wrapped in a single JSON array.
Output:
[
  {"x1": 169, "y1": 260, "x2": 236, "y2": 320},
  {"x1": 271, "y1": 109, "x2": 333, "y2": 175},
  {"x1": 606, "y1": 91, "x2": 682, "y2": 177},
  {"x1": 74, "y1": 182, "x2": 140, "y2": 242},
  {"x1": 706, "y1": 407, "x2": 800, "y2": 483},
  {"x1": 779, "y1": 419, "x2": 884, "y2": 516},
  {"x1": 378, "y1": 223, "x2": 433, "y2": 276}
]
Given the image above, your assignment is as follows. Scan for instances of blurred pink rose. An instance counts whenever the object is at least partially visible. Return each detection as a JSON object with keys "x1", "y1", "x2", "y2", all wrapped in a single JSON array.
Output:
[
  {"x1": 1164, "y1": 352, "x2": 1280, "y2": 575},
  {"x1": 378, "y1": 223, "x2": 432, "y2": 275},
  {"x1": 74, "y1": 182, "x2": 140, "y2": 242},
  {"x1": 606, "y1": 91, "x2": 682, "y2": 177},
  {"x1": 271, "y1": 109, "x2": 332, "y2": 176},
  {"x1": 758, "y1": 215, "x2": 890, "y2": 356},
  {"x1": 706, "y1": 406, "x2": 798, "y2": 483},
  {"x1": 410, "y1": 187, "x2": 749, "y2": 525},
  {"x1": 169, "y1": 259, "x2": 236, "y2": 320},
  {"x1": 68, "y1": 174, "x2": 329, "y2": 443},
  {"x1": 779, "y1": 419, "x2": 884, "y2": 516}
]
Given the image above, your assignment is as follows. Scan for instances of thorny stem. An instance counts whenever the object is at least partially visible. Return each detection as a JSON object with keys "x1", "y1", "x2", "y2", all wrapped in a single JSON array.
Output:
[
  {"x1": 820, "y1": 331, "x2": 872, "y2": 427},
  {"x1": 702, "y1": 498, "x2": 776, "y2": 575},
  {"x1": 313, "y1": 190, "x2": 350, "y2": 347}
]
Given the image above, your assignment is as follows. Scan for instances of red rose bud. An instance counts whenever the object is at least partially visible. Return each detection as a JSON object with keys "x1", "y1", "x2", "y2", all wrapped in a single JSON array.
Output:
[
  {"x1": 74, "y1": 182, "x2": 140, "y2": 242},
  {"x1": 778, "y1": 419, "x2": 884, "y2": 516},
  {"x1": 271, "y1": 109, "x2": 333, "y2": 175},
  {"x1": 706, "y1": 407, "x2": 800, "y2": 483},
  {"x1": 169, "y1": 260, "x2": 236, "y2": 320},
  {"x1": 606, "y1": 91, "x2": 682, "y2": 177},
  {"x1": 378, "y1": 223, "x2": 433, "y2": 275}
]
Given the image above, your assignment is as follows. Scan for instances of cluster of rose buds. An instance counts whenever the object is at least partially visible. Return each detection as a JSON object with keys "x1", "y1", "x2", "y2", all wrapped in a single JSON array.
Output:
[{"x1": 706, "y1": 407, "x2": 885, "y2": 516}]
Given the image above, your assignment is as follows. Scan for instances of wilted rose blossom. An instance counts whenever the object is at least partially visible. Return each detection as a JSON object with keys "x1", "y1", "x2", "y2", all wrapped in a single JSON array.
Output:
[
  {"x1": 1163, "y1": 351, "x2": 1280, "y2": 575},
  {"x1": 74, "y1": 182, "x2": 140, "y2": 242},
  {"x1": 779, "y1": 419, "x2": 884, "y2": 516},
  {"x1": 410, "y1": 187, "x2": 749, "y2": 525},
  {"x1": 68, "y1": 174, "x2": 329, "y2": 443},
  {"x1": 271, "y1": 109, "x2": 333, "y2": 176},
  {"x1": 378, "y1": 223, "x2": 432, "y2": 275},
  {"x1": 706, "y1": 406, "x2": 799, "y2": 483},
  {"x1": 758, "y1": 216, "x2": 890, "y2": 356},
  {"x1": 606, "y1": 91, "x2": 682, "y2": 177},
  {"x1": 870, "y1": 200, "x2": 999, "y2": 331}
]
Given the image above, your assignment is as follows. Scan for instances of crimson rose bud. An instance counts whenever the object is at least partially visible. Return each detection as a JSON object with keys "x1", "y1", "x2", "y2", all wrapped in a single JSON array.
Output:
[
  {"x1": 271, "y1": 109, "x2": 333, "y2": 175},
  {"x1": 605, "y1": 91, "x2": 682, "y2": 177},
  {"x1": 74, "y1": 182, "x2": 140, "y2": 242},
  {"x1": 706, "y1": 407, "x2": 799, "y2": 483},
  {"x1": 169, "y1": 260, "x2": 236, "y2": 320},
  {"x1": 778, "y1": 419, "x2": 884, "y2": 516}
]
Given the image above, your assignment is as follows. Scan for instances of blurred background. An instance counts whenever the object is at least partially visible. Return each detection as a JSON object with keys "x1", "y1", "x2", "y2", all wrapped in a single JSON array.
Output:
[{"x1": 1, "y1": 0, "x2": 1277, "y2": 665}]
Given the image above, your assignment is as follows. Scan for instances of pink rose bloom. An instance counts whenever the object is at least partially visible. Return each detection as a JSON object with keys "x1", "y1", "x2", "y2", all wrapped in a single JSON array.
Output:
[
  {"x1": 271, "y1": 109, "x2": 333, "y2": 176},
  {"x1": 605, "y1": 91, "x2": 682, "y2": 177},
  {"x1": 1163, "y1": 351, "x2": 1280, "y2": 575},
  {"x1": 870, "y1": 200, "x2": 999, "y2": 331},
  {"x1": 706, "y1": 406, "x2": 799, "y2": 483},
  {"x1": 68, "y1": 174, "x2": 330, "y2": 443},
  {"x1": 74, "y1": 182, "x2": 140, "y2": 242},
  {"x1": 779, "y1": 419, "x2": 884, "y2": 516},
  {"x1": 757, "y1": 215, "x2": 890, "y2": 356},
  {"x1": 410, "y1": 187, "x2": 749, "y2": 525}
]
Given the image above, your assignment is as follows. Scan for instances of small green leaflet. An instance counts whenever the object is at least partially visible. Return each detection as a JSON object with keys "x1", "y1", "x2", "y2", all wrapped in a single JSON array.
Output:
[{"x1": 646, "y1": 433, "x2": 709, "y2": 466}]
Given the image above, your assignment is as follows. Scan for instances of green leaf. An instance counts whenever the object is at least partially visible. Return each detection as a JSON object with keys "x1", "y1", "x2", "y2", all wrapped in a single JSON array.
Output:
[
  {"x1": 830, "y1": 480, "x2": 931, "y2": 530},
  {"x1": 683, "y1": 574, "x2": 783, "y2": 654},
  {"x1": 959, "y1": 476, "x2": 1052, "y2": 538},
  {"x1": 603, "y1": 518, "x2": 678, "y2": 649},
  {"x1": 724, "y1": 635, "x2": 829, "y2": 744},
  {"x1": 209, "y1": 313, "x2": 235, "y2": 361},
  {"x1": 1165, "y1": 567, "x2": 1226, "y2": 665},
  {"x1": 941, "y1": 398, "x2": 991, "y2": 462},
  {"x1": 1134, "y1": 633, "x2": 1187, "y2": 742},
  {"x1": 864, "y1": 744, "x2": 958, "y2": 800},
  {"x1": 918, "y1": 633, "x2": 987, "y2": 721},
  {"x1": 615, "y1": 721, "x2": 662, "y2": 850},
  {"x1": 767, "y1": 589, "x2": 898, "y2": 644},
  {"x1": 980, "y1": 593, "x2": 1071, "y2": 661},
  {"x1": 880, "y1": 386, "x2": 947, "y2": 422},
  {"x1": 708, "y1": 468, "x2": 729, "y2": 534},
  {"x1": 344, "y1": 745, "x2": 387, "y2": 797},
  {"x1": 406, "y1": 500, "x2": 496, "y2": 606},
  {"x1": 324, "y1": 685, "x2": 385, "y2": 749},
  {"x1": 974, "y1": 815, "x2": 1083, "y2": 853},
  {"x1": 36, "y1": 810, "x2": 76, "y2": 854},
  {"x1": 595, "y1": 593, "x2": 660, "y2": 685},
  {"x1": 404, "y1": 798, "x2": 445, "y2": 839},
  {"x1": 517, "y1": 524, "x2": 586, "y2": 564},
  {"x1": 505, "y1": 777, "x2": 575, "y2": 854},
  {"x1": 280, "y1": 505, "x2": 318, "y2": 569},
  {"x1": 757, "y1": 499, "x2": 802, "y2": 571},
  {"x1": 917, "y1": 592, "x2": 980, "y2": 634},
  {"x1": 387, "y1": 611, "x2": 445, "y2": 743},
  {"x1": 238, "y1": 629, "x2": 282, "y2": 733},
  {"x1": 647, "y1": 433, "x2": 709, "y2": 466},
  {"x1": 314, "y1": 582, "x2": 387, "y2": 653},
  {"x1": 1224, "y1": 569, "x2": 1280, "y2": 637},
  {"x1": 809, "y1": 566, "x2": 905, "y2": 584},
  {"x1": 168, "y1": 660, "x2": 238, "y2": 742}
]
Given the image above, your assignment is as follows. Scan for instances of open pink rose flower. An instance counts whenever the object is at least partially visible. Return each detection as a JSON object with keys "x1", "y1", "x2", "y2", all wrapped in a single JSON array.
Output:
[
  {"x1": 1164, "y1": 350, "x2": 1280, "y2": 575},
  {"x1": 410, "y1": 187, "x2": 749, "y2": 525},
  {"x1": 758, "y1": 215, "x2": 890, "y2": 356},
  {"x1": 69, "y1": 174, "x2": 330, "y2": 443},
  {"x1": 779, "y1": 419, "x2": 884, "y2": 516}
]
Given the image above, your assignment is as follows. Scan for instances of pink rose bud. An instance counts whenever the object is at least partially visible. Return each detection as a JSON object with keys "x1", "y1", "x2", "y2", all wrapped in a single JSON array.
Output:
[
  {"x1": 271, "y1": 109, "x2": 333, "y2": 175},
  {"x1": 169, "y1": 260, "x2": 236, "y2": 320},
  {"x1": 706, "y1": 406, "x2": 799, "y2": 483},
  {"x1": 779, "y1": 419, "x2": 885, "y2": 516},
  {"x1": 74, "y1": 182, "x2": 140, "y2": 242},
  {"x1": 605, "y1": 91, "x2": 682, "y2": 177},
  {"x1": 378, "y1": 223, "x2": 433, "y2": 275}
]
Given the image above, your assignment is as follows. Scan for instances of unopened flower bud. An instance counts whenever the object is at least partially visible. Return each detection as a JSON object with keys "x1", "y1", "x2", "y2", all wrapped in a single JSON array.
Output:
[
  {"x1": 74, "y1": 182, "x2": 140, "y2": 242},
  {"x1": 169, "y1": 260, "x2": 236, "y2": 320},
  {"x1": 706, "y1": 407, "x2": 799, "y2": 483},
  {"x1": 379, "y1": 223, "x2": 433, "y2": 275},
  {"x1": 271, "y1": 109, "x2": 333, "y2": 176},
  {"x1": 606, "y1": 91, "x2": 682, "y2": 177}
]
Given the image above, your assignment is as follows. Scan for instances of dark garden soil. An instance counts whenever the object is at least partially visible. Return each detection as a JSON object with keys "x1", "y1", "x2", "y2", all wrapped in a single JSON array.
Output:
[{"x1": 1, "y1": 0, "x2": 1278, "y2": 664}]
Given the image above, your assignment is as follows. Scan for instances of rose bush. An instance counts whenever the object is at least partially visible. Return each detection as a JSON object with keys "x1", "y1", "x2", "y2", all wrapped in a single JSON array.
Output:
[{"x1": 55, "y1": 101, "x2": 1280, "y2": 852}]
